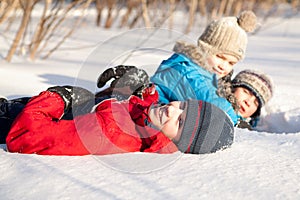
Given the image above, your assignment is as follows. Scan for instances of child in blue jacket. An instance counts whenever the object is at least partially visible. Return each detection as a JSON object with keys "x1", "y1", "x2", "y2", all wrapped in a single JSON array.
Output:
[
  {"x1": 96, "y1": 11, "x2": 258, "y2": 125},
  {"x1": 150, "y1": 10, "x2": 258, "y2": 125}
]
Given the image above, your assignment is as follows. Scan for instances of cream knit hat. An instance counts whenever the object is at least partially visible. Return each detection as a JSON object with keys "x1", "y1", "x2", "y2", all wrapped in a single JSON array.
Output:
[{"x1": 198, "y1": 10, "x2": 257, "y2": 61}]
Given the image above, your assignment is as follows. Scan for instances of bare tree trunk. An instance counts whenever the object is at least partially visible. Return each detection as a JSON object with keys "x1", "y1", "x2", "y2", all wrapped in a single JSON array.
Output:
[
  {"x1": 291, "y1": 0, "x2": 299, "y2": 11},
  {"x1": 42, "y1": 0, "x2": 93, "y2": 59},
  {"x1": 5, "y1": 11, "x2": 18, "y2": 32},
  {"x1": 95, "y1": 0, "x2": 104, "y2": 26},
  {"x1": 246, "y1": 0, "x2": 256, "y2": 11},
  {"x1": 0, "y1": 0, "x2": 19, "y2": 25},
  {"x1": 120, "y1": 8, "x2": 131, "y2": 27},
  {"x1": 5, "y1": 0, "x2": 34, "y2": 62},
  {"x1": 29, "y1": 0, "x2": 52, "y2": 60},
  {"x1": 141, "y1": 0, "x2": 151, "y2": 28},
  {"x1": 225, "y1": 0, "x2": 234, "y2": 15},
  {"x1": 104, "y1": 0, "x2": 116, "y2": 28},
  {"x1": 120, "y1": 0, "x2": 140, "y2": 28},
  {"x1": 168, "y1": 0, "x2": 176, "y2": 30},
  {"x1": 233, "y1": 0, "x2": 242, "y2": 16},
  {"x1": 210, "y1": 0, "x2": 219, "y2": 20},
  {"x1": 218, "y1": 0, "x2": 227, "y2": 17},
  {"x1": 185, "y1": 0, "x2": 198, "y2": 33},
  {"x1": 198, "y1": 0, "x2": 207, "y2": 17}
]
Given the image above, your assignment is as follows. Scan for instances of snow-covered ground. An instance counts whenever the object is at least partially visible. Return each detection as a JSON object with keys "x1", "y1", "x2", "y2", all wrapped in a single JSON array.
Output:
[{"x1": 0, "y1": 9, "x2": 300, "y2": 200}]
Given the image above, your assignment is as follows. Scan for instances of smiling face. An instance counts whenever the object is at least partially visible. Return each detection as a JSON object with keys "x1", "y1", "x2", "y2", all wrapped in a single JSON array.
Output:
[
  {"x1": 206, "y1": 53, "x2": 238, "y2": 78},
  {"x1": 234, "y1": 87, "x2": 259, "y2": 118},
  {"x1": 148, "y1": 101, "x2": 187, "y2": 142}
]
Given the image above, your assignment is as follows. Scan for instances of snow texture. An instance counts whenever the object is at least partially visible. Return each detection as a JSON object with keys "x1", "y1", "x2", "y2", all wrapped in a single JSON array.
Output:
[{"x1": 0, "y1": 8, "x2": 300, "y2": 200}]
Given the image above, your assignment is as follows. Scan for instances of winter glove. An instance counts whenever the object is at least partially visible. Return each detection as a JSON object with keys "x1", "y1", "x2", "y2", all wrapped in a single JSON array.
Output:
[
  {"x1": 96, "y1": 65, "x2": 150, "y2": 99},
  {"x1": 47, "y1": 86, "x2": 94, "y2": 113},
  {"x1": 236, "y1": 119, "x2": 253, "y2": 130},
  {"x1": 97, "y1": 65, "x2": 138, "y2": 88}
]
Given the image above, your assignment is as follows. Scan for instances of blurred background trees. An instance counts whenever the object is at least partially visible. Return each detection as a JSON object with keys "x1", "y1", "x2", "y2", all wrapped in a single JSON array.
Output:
[{"x1": 0, "y1": 0, "x2": 299, "y2": 62}]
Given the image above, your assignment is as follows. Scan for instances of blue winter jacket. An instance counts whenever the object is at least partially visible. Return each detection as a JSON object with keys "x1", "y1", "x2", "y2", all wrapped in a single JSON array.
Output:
[{"x1": 150, "y1": 53, "x2": 238, "y2": 125}]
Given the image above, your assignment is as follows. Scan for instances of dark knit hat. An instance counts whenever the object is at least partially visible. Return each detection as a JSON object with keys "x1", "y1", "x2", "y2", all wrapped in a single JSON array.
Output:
[
  {"x1": 176, "y1": 100, "x2": 234, "y2": 154},
  {"x1": 198, "y1": 10, "x2": 257, "y2": 61},
  {"x1": 232, "y1": 70, "x2": 274, "y2": 117}
]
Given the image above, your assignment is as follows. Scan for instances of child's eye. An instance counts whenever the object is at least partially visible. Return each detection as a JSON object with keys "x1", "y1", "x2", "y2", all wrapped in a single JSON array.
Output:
[
  {"x1": 216, "y1": 54, "x2": 223, "y2": 59},
  {"x1": 180, "y1": 102, "x2": 186, "y2": 110},
  {"x1": 229, "y1": 61, "x2": 236, "y2": 66},
  {"x1": 254, "y1": 99, "x2": 259, "y2": 107},
  {"x1": 179, "y1": 118, "x2": 184, "y2": 128},
  {"x1": 243, "y1": 88, "x2": 250, "y2": 94}
]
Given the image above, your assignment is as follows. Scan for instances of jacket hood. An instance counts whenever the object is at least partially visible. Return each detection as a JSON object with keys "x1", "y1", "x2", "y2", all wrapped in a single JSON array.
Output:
[
  {"x1": 172, "y1": 41, "x2": 215, "y2": 74},
  {"x1": 173, "y1": 41, "x2": 239, "y2": 114}
]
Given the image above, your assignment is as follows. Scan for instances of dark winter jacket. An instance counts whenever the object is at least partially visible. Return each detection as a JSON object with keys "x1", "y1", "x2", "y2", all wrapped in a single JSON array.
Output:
[
  {"x1": 0, "y1": 97, "x2": 30, "y2": 144},
  {"x1": 6, "y1": 89, "x2": 178, "y2": 156},
  {"x1": 150, "y1": 41, "x2": 238, "y2": 125}
]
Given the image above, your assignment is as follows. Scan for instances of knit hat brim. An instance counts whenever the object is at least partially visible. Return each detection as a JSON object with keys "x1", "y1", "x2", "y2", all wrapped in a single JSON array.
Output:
[
  {"x1": 197, "y1": 11, "x2": 257, "y2": 62},
  {"x1": 232, "y1": 70, "x2": 273, "y2": 104},
  {"x1": 232, "y1": 70, "x2": 274, "y2": 118},
  {"x1": 233, "y1": 83, "x2": 263, "y2": 118},
  {"x1": 176, "y1": 100, "x2": 234, "y2": 154}
]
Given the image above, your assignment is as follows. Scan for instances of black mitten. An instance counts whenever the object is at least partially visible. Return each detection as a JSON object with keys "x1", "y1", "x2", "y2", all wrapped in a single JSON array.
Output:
[
  {"x1": 96, "y1": 65, "x2": 150, "y2": 99},
  {"x1": 112, "y1": 67, "x2": 149, "y2": 94},
  {"x1": 97, "y1": 65, "x2": 137, "y2": 88},
  {"x1": 47, "y1": 86, "x2": 94, "y2": 113},
  {"x1": 47, "y1": 86, "x2": 73, "y2": 112},
  {"x1": 65, "y1": 86, "x2": 94, "y2": 107}
]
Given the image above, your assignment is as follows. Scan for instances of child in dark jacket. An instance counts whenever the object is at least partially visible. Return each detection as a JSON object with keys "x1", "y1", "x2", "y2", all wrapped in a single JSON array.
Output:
[{"x1": 6, "y1": 85, "x2": 234, "y2": 155}]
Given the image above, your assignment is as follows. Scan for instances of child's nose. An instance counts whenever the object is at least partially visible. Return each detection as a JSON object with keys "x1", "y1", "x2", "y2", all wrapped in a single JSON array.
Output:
[
  {"x1": 245, "y1": 96, "x2": 255, "y2": 106},
  {"x1": 221, "y1": 62, "x2": 231, "y2": 72},
  {"x1": 167, "y1": 106, "x2": 174, "y2": 117},
  {"x1": 167, "y1": 106, "x2": 181, "y2": 117},
  {"x1": 217, "y1": 63, "x2": 224, "y2": 71}
]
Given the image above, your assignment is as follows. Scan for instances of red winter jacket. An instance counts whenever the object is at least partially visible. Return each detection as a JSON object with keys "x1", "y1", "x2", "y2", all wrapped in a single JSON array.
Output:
[{"x1": 6, "y1": 89, "x2": 178, "y2": 155}]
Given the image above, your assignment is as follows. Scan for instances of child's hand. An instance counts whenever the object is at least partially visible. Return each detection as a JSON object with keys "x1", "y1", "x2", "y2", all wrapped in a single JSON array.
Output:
[
  {"x1": 97, "y1": 65, "x2": 137, "y2": 88},
  {"x1": 96, "y1": 65, "x2": 150, "y2": 99},
  {"x1": 143, "y1": 83, "x2": 156, "y2": 95},
  {"x1": 142, "y1": 84, "x2": 158, "y2": 101}
]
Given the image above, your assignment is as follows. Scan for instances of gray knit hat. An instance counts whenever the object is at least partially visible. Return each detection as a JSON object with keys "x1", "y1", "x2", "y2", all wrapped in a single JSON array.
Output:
[
  {"x1": 176, "y1": 100, "x2": 234, "y2": 154},
  {"x1": 232, "y1": 70, "x2": 274, "y2": 117},
  {"x1": 198, "y1": 10, "x2": 257, "y2": 61}
]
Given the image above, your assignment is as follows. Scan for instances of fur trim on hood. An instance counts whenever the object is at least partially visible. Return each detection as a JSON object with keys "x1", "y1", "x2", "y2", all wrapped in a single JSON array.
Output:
[
  {"x1": 173, "y1": 41, "x2": 239, "y2": 113},
  {"x1": 217, "y1": 72, "x2": 239, "y2": 113},
  {"x1": 173, "y1": 41, "x2": 215, "y2": 74}
]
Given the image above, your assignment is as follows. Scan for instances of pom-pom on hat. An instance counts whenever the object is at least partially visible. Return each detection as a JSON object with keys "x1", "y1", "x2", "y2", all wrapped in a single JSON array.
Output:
[
  {"x1": 198, "y1": 10, "x2": 257, "y2": 61},
  {"x1": 176, "y1": 100, "x2": 234, "y2": 154},
  {"x1": 232, "y1": 70, "x2": 274, "y2": 117}
]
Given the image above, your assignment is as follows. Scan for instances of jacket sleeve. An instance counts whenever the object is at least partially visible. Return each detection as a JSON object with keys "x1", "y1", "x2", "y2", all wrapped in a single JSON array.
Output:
[
  {"x1": 6, "y1": 91, "x2": 63, "y2": 153},
  {"x1": 151, "y1": 53, "x2": 238, "y2": 124},
  {"x1": 151, "y1": 53, "x2": 211, "y2": 103},
  {"x1": 5, "y1": 91, "x2": 85, "y2": 155},
  {"x1": 143, "y1": 133, "x2": 178, "y2": 153}
]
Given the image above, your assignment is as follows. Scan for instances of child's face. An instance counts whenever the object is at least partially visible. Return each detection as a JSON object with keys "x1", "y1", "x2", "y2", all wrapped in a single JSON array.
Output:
[
  {"x1": 206, "y1": 53, "x2": 238, "y2": 78},
  {"x1": 148, "y1": 101, "x2": 187, "y2": 142},
  {"x1": 234, "y1": 87, "x2": 259, "y2": 118}
]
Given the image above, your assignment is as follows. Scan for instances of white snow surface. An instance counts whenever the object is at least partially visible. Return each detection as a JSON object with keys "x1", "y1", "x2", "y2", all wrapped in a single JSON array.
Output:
[{"x1": 0, "y1": 10, "x2": 300, "y2": 200}]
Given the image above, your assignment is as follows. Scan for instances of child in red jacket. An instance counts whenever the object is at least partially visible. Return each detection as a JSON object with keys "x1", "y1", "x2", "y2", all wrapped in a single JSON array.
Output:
[{"x1": 6, "y1": 85, "x2": 234, "y2": 156}]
